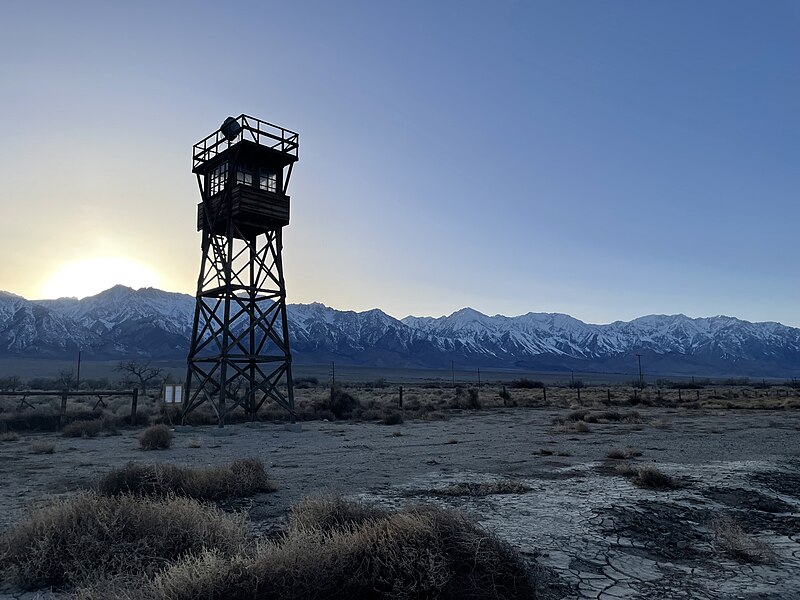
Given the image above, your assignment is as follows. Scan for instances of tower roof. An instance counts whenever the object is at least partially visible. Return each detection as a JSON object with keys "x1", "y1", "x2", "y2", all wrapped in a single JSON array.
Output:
[{"x1": 192, "y1": 114, "x2": 299, "y2": 173}]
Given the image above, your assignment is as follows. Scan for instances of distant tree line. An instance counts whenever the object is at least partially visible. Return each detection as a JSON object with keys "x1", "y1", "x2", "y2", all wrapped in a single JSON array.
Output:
[{"x1": 0, "y1": 360, "x2": 170, "y2": 397}]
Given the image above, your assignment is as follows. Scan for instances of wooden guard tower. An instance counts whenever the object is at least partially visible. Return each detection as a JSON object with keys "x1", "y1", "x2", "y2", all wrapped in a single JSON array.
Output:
[{"x1": 183, "y1": 115, "x2": 299, "y2": 426}]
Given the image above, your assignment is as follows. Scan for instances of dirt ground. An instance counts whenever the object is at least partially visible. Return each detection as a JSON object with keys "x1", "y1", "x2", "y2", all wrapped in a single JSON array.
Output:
[{"x1": 1, "y1": 406, "x2": 799, "y2": 599}]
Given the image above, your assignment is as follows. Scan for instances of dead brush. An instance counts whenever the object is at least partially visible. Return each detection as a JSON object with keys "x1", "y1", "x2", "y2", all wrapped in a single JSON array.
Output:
[
  {"x1": 290, "y1": 495, "x2": 388, "y2": 533},
  {"x1": 425, "y1": 481, "x2": 531, "y2": 497},
  {"x1": 607, "y1": 447, "x2": 642, "y2": 460},
  {"x1": 0, "y1": 492, "x2": 245, "y2": 589},
  {"x1": 96, "y1": 458, "x2": 277, "y2": 500},
  {"x1": 30, "y1": 441, "x2": 55, "y2": 454},
  {"x1": 628, "y1": 465, "x2": 681, "y2": 490},
  {"x1": 61, "y1": 419, "x2": 105, "y2": 438},
  {"x1": 138, "y1": 424, "x2": 172, "y2": 450},
  {"x1": 76, "y1": 497, "x2": 536, "y2": 600},
  {"x1": 710, "y1": 516, "x2": 777, "y2": 564}
]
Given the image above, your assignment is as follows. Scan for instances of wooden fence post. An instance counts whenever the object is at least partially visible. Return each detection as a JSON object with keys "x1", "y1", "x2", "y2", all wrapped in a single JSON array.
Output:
[
  {"x1": 607, "y1": 388, "x2": 611, "y2": 403},
  {"x1": 542, "y1": 386, "x2": 547, "y2": 403},
  {"x1": 131, "y1": 388, "x2": 139, "y2": 423},
  {"x1": 398, "y1": 386, "x2": 403, "y2": 408},
  {"x1": 59, "y1": 389, "x2": 68, "y2": 428},
  {"x1": 577, "y1": 387, "x2": 581, "y2": 403},
  {"x1": 678, "y1": 389, "x2": 682, "y2": 402}
]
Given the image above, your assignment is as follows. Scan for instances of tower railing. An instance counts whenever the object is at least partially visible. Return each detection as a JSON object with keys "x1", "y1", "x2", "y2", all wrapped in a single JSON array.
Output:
[{"x1": 193, "y1": 114, "x2": 299, "y2": 169}]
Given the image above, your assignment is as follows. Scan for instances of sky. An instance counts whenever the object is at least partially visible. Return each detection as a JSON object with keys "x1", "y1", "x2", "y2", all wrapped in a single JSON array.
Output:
[{"x1": 0, "y1": 1, "x2": 798, "y2": 325}]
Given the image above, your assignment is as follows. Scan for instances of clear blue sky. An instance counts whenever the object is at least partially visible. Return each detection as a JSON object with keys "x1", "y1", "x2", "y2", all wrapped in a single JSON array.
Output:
[{"x1": 1, "y1": 1, "x2": 798, "y2": 325}]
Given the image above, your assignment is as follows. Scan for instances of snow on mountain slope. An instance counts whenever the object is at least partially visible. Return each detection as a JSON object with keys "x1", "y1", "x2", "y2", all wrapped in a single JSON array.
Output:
[
  {"x1": 0, "y1": 291, "x2": 100, "y2": 356},
  {"x1": 36, "y1": 285, "x2": 195, "y2": 337},
  {"x1": 0, "y1": 287, "x2": 797, "y2": 376}
]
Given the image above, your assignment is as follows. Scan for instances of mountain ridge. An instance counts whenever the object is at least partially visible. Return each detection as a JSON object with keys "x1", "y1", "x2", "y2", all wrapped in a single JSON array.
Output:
[{"x1": 0, "y1": 286, "x2": 798, "y2": 377}]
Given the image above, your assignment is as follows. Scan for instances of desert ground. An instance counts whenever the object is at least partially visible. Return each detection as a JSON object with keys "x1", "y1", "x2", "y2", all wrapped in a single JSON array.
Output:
[{"x1": 0, "y1": 381, "x2": 799, "y2": 599}]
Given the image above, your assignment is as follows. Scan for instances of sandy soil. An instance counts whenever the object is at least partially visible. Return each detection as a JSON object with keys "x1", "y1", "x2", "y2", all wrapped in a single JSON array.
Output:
[{"x1": 1, "y1": 406, "x2": 799, "y2": 599}]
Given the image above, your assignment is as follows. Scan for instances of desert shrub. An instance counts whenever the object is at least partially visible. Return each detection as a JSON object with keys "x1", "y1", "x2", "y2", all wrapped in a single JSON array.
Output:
[
  {"x1": 499, "y1": 387, "x2": 511, "y2": 402},
  {"x1": 574, "y1": 420, "x2": 590, "y2": 433},
  {"x1": 650, "y1": 418, "x2": 671, "y2": 428},
  {"x1": 290, "y1": 495, "x2": 389, "y2": 533},
  {"x1": 87, "y1": 498, "x2": 535, "y2": 600},
  {"x1": 294, "y1": 376, "x2": 319, "y2": 389},
  {"x1": 0, "y1": 375, "x2": 21, "y2": 390},
  {"x1": 614, "y1": 463, "x2": 638, "y2": 477},
  {"x1": 422, "y1": 410, "x2": 447, "y2": 421},
  {"x1": 138, "y1": 424, "x2": 172, "y2": 450},
  {"x1": 26, "y1": 378, "x2": 60, "y2": 390},
  {"x1": 710, "y1": 516, "x2": 777, "y2": 563},
  {"x1": 450, "y1": 387, "x2": 481, "y2": 410},
  {"x1": 425, "y1": 481, "x2": 531, "y2": 497},
  {"x1": 566, "y1": 409, "x2": 589, "y2": 422},
  {"x1": 96, "y1": 458, "x2": 276, "y2": 500},
  {"x1": 380, "y1": 411, "x2": 403, "y2": 425},
  {"x1": 0, "y1": 431, "x2": 20, "y2": 442},
  {"x1": 509, "y1": 378, "x2": 544, "y2": 389},
  {"x1": 0, "y1": 492, "x2": 245, "y2": 589},
  {"x1": 329, "y1": 386, "x2": 360, "y2": 419},
  {"x1": 30, "y1": 441, "x2": 55, "y2": 454},
  {"x1": 62, "y1": 418, "x2": 104, "y2": 438},
  {"x1": 630, "y1": 465, "x2": 679, "y2": 490},
  {"x1": 607, "y1": 448, "x2": 627, "y2": 460}
]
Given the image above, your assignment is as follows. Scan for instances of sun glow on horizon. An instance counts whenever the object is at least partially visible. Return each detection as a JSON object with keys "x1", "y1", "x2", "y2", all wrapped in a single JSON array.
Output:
[{"x1": 40, "y1": 257, "x2": 162, "y2": 299}]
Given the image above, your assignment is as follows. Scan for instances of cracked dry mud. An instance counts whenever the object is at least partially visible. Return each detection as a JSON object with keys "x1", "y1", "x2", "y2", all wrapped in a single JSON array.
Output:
[{"x1": 1, "y1": 407, "x2": 799, "y2": 599}]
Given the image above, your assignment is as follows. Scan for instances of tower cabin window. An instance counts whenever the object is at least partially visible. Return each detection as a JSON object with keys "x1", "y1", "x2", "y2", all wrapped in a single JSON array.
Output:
[
  {"x1": 236, "y1": 165, "x2": 253, "y2": 187},
  {"x1": 208, "y1": 162, "x2": 228, "y2": 196},
  {"x1": 259, "y1": 171, "x2": 277, "y2": 193}
]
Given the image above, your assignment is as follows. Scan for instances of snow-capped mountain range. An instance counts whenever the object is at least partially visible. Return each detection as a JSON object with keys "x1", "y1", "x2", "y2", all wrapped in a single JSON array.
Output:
[{"x1": 1, "y1": 285, "x2": 799, "y2": 377}]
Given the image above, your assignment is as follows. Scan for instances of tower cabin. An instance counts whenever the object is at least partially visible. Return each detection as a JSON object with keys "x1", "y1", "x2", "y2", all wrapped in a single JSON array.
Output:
[{"x1": 192, "y1": 115, "x2": 299, "y2": 239}]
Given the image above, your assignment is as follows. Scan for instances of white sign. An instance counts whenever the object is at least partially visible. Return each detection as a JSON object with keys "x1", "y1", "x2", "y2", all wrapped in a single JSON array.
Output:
[{"x1": 164, "y1": 384, "x2": 183, "y2": 404}]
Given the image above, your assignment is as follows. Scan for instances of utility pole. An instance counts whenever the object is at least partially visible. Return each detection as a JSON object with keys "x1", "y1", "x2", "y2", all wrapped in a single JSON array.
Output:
[
  {"x1": 637, "y1": 354, "x2": 644, "y2": 389},
  {"x1": 76, "y1": 350, "x2": 82, "y2": 389},
  {"x1": 451, "y1": 360, "x2": 455, "y2": 387},
  {"x1": 477, "y1": 367, "x2": 481, "y2": 386}
]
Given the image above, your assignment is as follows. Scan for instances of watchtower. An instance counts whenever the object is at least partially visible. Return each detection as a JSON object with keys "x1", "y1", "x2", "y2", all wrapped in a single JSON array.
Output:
[{"x1": 183, "y1": 115, "x2": 299, "y2": 425}]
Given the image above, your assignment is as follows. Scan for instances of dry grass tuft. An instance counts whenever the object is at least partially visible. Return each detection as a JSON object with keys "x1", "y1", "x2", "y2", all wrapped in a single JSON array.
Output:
[
  {"x1": 650, "y1": 418, "x2": 672, "y2": 429},
  {"x1": 380, "y1": 411, "x2": 403, "y2": 425},
  {"x1": 0, "y1": 492, "x2": 245, "y2": 589},
  {"x1": 710, "y1": 516, "x2": 777, "y2": 564},
  {"x1": 614, "y1": 463, "x2": 638, "y2": 477},
  {"x1": 290, "y1": 495, "x2": 389, "y2": 533},
  {"x1": 138, "y1": 425, "x2": 172, "y2": 450},
  {"x1": 630, "y1": 465, "x2": 680, "y2": 490},
  {"x1": 79, "y1": 497, "x2": 535, "y2": 600},
  {"x1": 607, "y1": 447, "x2": 642, "y2": 460},
  {"x1": 574, "y1": 420, "x2": 590, "y2": 433},
  {"x1": 96, "y1": 458, "x2": 277, "y2": 501},
  {"x1": 426, "y1": 481, "x2": 531, "y2": 497},
  {"x1": 0, "y1": 431, "x2": 20, "y2": 442},
  {"x1": 62, "y1": 419, "x2": 106, "y2": 438},
  {"x1": 30, "y1": 441, "x2": 55, "y2": 454}
]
